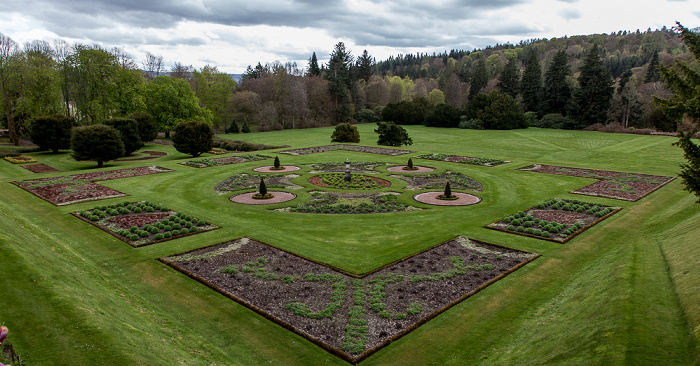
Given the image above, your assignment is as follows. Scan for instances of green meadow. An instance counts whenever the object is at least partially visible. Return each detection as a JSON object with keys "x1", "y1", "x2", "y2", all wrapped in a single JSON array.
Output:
[{"x1": 1, "y1": 125, "x2": 698, "y2": 365}]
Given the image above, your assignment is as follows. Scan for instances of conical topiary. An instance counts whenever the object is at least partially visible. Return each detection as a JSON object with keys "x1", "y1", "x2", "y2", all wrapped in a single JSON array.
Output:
[
  {"x1": 444, "y1": 181, "x2": 452, "y2": 198},
  {"x1": 259, "y1": 177, "x2": 268, "y2": 196},
  {"x1": 407, "y1": 157, "x2": 414, "y2": 169},
  {"x1": 273, "y1": 156, "x2": 281, "y2": 169}
]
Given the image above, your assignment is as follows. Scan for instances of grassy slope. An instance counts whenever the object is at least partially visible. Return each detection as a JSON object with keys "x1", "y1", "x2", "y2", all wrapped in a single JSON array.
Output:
[{"x1": 0, "y1": 125, "x2": 697, "y2": 365}]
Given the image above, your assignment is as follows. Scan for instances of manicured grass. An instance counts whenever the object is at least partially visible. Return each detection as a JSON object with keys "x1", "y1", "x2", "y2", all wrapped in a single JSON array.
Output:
[{"x1": 0, "y1": 126, "x2": 698, "y2": 365}]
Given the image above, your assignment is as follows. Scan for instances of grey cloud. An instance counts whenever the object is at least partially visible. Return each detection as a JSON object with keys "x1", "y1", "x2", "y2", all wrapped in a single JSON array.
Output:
[{"x1": 559, "y1": 8, "x2": 582, "y2": 20}]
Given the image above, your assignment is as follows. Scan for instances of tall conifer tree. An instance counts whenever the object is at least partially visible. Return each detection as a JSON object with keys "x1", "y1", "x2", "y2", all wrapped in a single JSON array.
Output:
[
  {"x1": 520, "y1": 51, "x2": 542, "y2": 112},
  {"x1": 469, "y1": 60, "x2": 488, "y2": 99},
  {"x1": 497, "y1": 56, "x2": 520, "y2": 98},
  {"x1": 307, "y1": 52, "x2": 321, "y2": 77},
  {"x1": 572, "y1": 44, "x2": 614, "y2": 126},
  {"x1": 541, "y1": 50, "x2": 572, "y2": 116},
  {"x1": 325, "y1": 42, "x2": 354, "y2": 123}
]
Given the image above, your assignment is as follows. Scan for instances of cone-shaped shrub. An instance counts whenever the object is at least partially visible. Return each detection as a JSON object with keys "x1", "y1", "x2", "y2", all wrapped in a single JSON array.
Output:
[
  {"x1": 274, "y1": 156, "x2": 281, "y2": 169},
  {"x1": 259, "y1": 177, "x2": 268, "y2": 196},
  {"x1": 407, "y1": 157, "x2": 414, "y2": 169},
  {"x1": 444, "y1": 181, "x2": 452, "y2": 198}
]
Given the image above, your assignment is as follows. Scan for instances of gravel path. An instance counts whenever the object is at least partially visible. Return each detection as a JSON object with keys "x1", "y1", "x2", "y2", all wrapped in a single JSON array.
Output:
[
  {"x1": 253, "y1": 165, "x2": 301, "y2": 173},
  {"x1": 386, "y1": 165, "x2": 435, "y2": 173},
  {"x1": 413, "y1": 192, "x2": 482, "y2": 206},
  {"x1": 230, "y1": 191, "x2": 297, "y2": 204}
]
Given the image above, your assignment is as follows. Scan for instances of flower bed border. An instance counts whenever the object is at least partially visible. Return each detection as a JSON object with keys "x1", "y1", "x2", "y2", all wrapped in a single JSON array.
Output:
[
  {"x1": 517, "y1": 164, "x2": 675, "y2": 201},
  {"x1": 415, "y1": 153, "x2": 508, "y2": 167},
  {"x1": 20, "y1": 164, "x2": 58, "y2": 173},
  {"x1": 70, "y1": 203, "x2": 219, "y2": 248},
  {"x1": 179, "y1": 154, "x2": 271, "y2": 168},
  {"x1": 486, "y1": 199, "x2": 622, "y2": 243},
  {"x1": 278, "y1": 144, "x2": 414, "y2": 156},
  {"x1": 158, "y1": 236, "x2": 539, "y2": 364}
]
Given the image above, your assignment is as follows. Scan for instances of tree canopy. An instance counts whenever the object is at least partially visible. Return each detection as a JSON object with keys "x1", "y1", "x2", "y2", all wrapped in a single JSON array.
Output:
[
  {"x1": 29, "y1": 114, "x2": 75, "y2": 153},
  {"x1": 70, "y1": 124, "x2": 125, "y2": 168},
  {"x1": 172, "y1": 120, "x2": 214, "y2": 157},
  {"x1": 144, "y1": 76, "x2": 212, "y2": 135},
  {"x1": 375, "y1": 121, "x2": 413, "y2": 147}
]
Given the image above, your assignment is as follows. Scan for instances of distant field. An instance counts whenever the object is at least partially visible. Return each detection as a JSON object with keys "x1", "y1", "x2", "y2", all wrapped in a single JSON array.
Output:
[{"x1": 0, "y1": 125, "x2": 697, "y2": 365}]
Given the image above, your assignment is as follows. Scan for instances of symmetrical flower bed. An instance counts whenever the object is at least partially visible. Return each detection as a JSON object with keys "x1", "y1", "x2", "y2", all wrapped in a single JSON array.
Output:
[
  {"x1": 391, "y1": 171, "x2": 482, "y2": 191},
  {"x1": 115, "y1": 151, "x2": 167, "y2": 162},
  {"x1": 72, "y1": 200, "x2": 218, "y2": 247},
  {"x1": 4, "y1": 155, "x2": 36, "y2": 164},
  {"x1": 518, "y1": 164, "x2": 675, "y2": 201},
  {"x1": 281, "y1": 191, "x2": 416, "y2": 214},
  {"x1": 486, "y1": 198, "x2": 621, "y2": 243},
  {"x1": 21, "y1": 164, "x2": 58, "y2": 173},
  {"x1": 308, "y1": 173, "x2": 391, "y2": 190},
  {"x1": 12, "y1": 166, "x2": 173, "y2": 206},
  {"x1": 308, "y1": 161, "x2": 387, "y2": 173},
  {"x1": 416, "y1": 153, "x2": 506, "y2": 166},
  {"x1": 279, "y1": 144, "x2": 414, "y2": 156},
  {"x1": 179, "y1": 154, "x2": 270, "y2": 168},
  {"x1": 215, "y1": 173, "x2": 303, "y2": 194},
  {"x1": 159, "y1": 236, "x2": 538, "y2": 363}
]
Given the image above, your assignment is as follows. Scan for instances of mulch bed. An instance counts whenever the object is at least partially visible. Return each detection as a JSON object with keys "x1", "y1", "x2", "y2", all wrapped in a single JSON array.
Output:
[
  {"x1": 308, "y1": 174, "x2": 391, "y2": 189},
  {"x1": 486, "y1": 197, "x2": 621, "y2": 243},
  {"x1": 20, "y1": 164, "x2": 58, "y2": 173},
  {"x1": 281, "y1": 191, "x2": 418, "y2": 214},
  {"x1": 390, "y1": 171, "x2": 482, "y2": 191},
  {"x1": 518, "y1": 164, "x2": 675, "y2": 201},
  {"x1": 12, "y1": 166, "x2": 173, "y2": 206},
  {"x1": 230, "y1": 191, "x2": 297, "y2": 205},
  {"x1": 279, "y1": 145, "x2": 414, "y2": 156},
  {"x1": 179, "y1": 154, "x2": 270, "y2": 168},
  {"x1": 216, "y1": 174, "x2": 303, "y2": 194},
  {"x1": 71, "y1": 201, "x2": 218, "y2": 247},
  {"x1": 416, "y1": 153, "x2": 507, "y2": 167},
  {"x1": 115, "y1": 151, "x2": 167, "y2": 162},
  {"x1": 386, "y1": 165, "x2": 435, "y2": 173},
  {"x1": 413, "y1": 192, "x2": 482, "y2": 206},
  {"x1": 159, "y1": 236, "x2": 538, "y2": 364}
]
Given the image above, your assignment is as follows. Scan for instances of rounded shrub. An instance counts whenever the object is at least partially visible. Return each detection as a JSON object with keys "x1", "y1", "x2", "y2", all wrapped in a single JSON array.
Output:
[
  {"x1": 197, "y1": 220, "x2": 206, "y2": 226},
  {"x1": 525, "y1": 228, "x2": 534, "y2": 234},
  {"x1": 190, "y1": 226, "x2": 199, "y2": 232},
  {"x1": 150, "y1": 227, "x2": 159, "y2": 234},
  {"x1": 172, "y1": 223, "x2": 181, "y2": 230},
  {"x1": 163, "y1": 232, "x2": 172, "y2": 238},
  {"x1": 130, "y1": 226, "x2": 138, "y2": 233},
  {"x1": 180, "y1": 228, "x2": 189, "y2": 234},
  {"x1": 516, "y1": 226, "x2": 524, "y2": 232},
  {"x1": 129, "y1": 234, "x2": 139, "y2": 241},
  {"x1": 507, "y1": 225, "x2": 515, "y2": 231},
  {"x1": 164, "y1": 225, "x2": 172, "y2": 231},
  {"x1": 139, "y1": 230, "x2": 149, "y2": 237},
  {"x1": 185, "y1": 222, "x2": 193, "y2": 228},
  {"x1": 154, "y1": 233, "x2": 164, "y2": 240},
  {"x1": 172, "y1": 230, "x2": 180, "y2": 236}
]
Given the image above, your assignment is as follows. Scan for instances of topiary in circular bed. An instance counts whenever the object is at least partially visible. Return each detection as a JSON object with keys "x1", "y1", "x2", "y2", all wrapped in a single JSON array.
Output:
[
  {"x1": 268, "y1": 156, "x2": 286, "y2": 171},
  {"x1": 435, "y1": 181, "x2": 459, "y2": 200},
  {"x1": 402, "y1": 157, "x2": 419, "y2": 171},
  {"x1": 252, "y1": 177, "x2": 275, "y2": 199}
]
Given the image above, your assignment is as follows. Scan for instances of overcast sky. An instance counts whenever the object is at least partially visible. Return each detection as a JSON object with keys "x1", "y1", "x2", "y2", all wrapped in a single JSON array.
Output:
[{"x1": 1, "y1": 0, "x2": 699, "y2": 74}]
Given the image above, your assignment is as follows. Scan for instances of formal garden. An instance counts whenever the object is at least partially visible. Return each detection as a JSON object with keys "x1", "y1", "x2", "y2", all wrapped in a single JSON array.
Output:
[{"x1": 0, "y1": 124, "x2": 698, "y2": 365}]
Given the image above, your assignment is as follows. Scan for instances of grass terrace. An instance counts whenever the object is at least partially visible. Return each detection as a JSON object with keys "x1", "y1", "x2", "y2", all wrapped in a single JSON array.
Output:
[{"x1": 0, "y1": 124, "x2": 698, "y2": 365}]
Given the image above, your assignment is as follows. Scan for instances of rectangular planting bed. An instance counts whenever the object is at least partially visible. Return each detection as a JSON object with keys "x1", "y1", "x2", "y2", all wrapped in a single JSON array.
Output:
[
  {"x1": 72, "y1": 201, "x2": 218, "y2": 247},
  {"x1": 415, "y1": 153, "x2": 507, "y2": 167},
  {"x1": 518, "y1": 164, "x2": 675, "y2": 201},
  {"x1": 278, "y1": 144, "x2": 414, "y2": 156},
  {"x1": 11, "y1": 166, "x2": 173, "y2": 206},
  {"x1": 486, "y1": 198, "x2": 621, "y2": 243},
  {"x1": 179, "y1": 154, "x2": 270, "y2": 168},
  {"x1": 159, "y1": 236, "x2": 538, "y2": 364}
]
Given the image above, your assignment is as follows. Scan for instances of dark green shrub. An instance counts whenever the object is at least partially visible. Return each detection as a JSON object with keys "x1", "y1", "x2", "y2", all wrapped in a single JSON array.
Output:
[
  {"x1": 516, "y1": 226, "x2": 524, "y2": 232},
  {"x1": 458, "y1": 117, "x2": 484, "y2": 130},
  {"x1": 150, "y1": 227, "x2": 159, "y2": 234},
  {"x1": 130, "y1": 226, "x2": 138, "y2": 233},
  {"x1": 154, "y1": 233, "x2": 164, "y2": 240},
  {"x1": 375, "y1": 121, "x2": 413, "y2": 146},
  {"x1": 127, "y1": 112, "x2": 158, "y2": 142},
  {"x1": 30, "y1": 114, "x2": 76, "y2": 153},
  {"x1": 139, "y1": 230, "x2": 149, "y2": 237},
  {"x1": 70, "y1": 124, "x2": 125, "y2": 168},
  {"x1": 424, "y1": 103, "x2": 461, "y2": 128},
  {"x1": 241, "y1": 121, "x2": 251, "y2": 133},
  {"x1": 172, "y1": 230, "x2": 180, "y2": 236},
  {"x1": 180, "y1": 228, "x2": 189, "y2": 234},
  {"x1": 172, "y1": 120, "x2": 214, "y2": 157},
  {"x1": 353, "y1": 109, "x2": 379, "y2": 123},
  {"x1": 172, "y1": 223, "x2": 181, "y2": 230},
  {"x1": 197, "y1": 219, "x2": 206, "y2": 226},
  {"x1": 226, "y1": 121, "x2": 240, "y2": 134},
  {"x1": 105, "y1": 117, "x2": 143, "y2": 155},
  {"x1": 163, "y1": 232, "x2": 172, "y2": 238},
  {"x1": 331, "y1": 123, "x2": 360, "y2": 143}
]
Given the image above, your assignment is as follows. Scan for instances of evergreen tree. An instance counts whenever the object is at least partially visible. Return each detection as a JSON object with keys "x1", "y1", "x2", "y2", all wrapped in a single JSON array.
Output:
[
  {"x1": 30, "y1": 114, "x2": 75, "y2": 153},
  {"x1": 325, "y1": 42, "x2": 354, "y2": 123},
  {"x1": 105, "y1": 117, "x2": 143, "y2": 156},
  {"x1": 469, "y1": 60, "x2": 488, "y2": 99},
  {"x1": 658, "y1": 23, "x2": 700, "y2": 202},
  {"x1": 541, "y1": 50, "x2": 572, "y2": 116},
  {"x1": 172, "y1": 120, "x2": 213, "y2": 157},
  {"x1": 375, "y1": 121, "x2": 413, "y2": 146},
  {"x1": 572, "y1": 44, "x2": 614, "y2": 126},
  {"x1": 70, "y1": 124, "x2": 125, "y2": 168},
  {"x1": 520, "y1": 51, "x2": 542, "y2": 112},
  {"x1": 307, "y1": 52, "x2": 321, "y2": 77},
  {"x1": 644, "y1": 51, "x2": 661, "y2": 82},
  {"x1": 355, "y1": 50, "x2": 374, "y2": 82},
  {"x1": 226, "y1": 120, "x2": 240, "y2": 134},
  {"x1": 127, "y1": 112, "x2": 158, "y2": 142},
  {"x1": 497, "y1": 56, "x2": 520, "y2": 98},
  {"x1": 241, "y1": 121, "x2": 251, "y2": 133}
]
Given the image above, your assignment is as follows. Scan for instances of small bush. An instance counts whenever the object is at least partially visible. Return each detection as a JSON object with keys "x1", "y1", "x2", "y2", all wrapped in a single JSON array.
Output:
[
  {"x1": 154, "y1": 233, "x2": 164, "y2": 240},
  {"x1": 331, "y1": 123, "x2": 361, "y2": 143},
  {"x1": 458, "y1": 118, "x2": 484, "y2": 130}
]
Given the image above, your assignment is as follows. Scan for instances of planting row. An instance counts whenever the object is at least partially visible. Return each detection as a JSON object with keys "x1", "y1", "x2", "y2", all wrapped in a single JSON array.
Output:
[
  {"x1": 487, "y1": 197, "x2": 621, "y2": 243},
  {"x1": 415, "y1": 153, "x2": 507, "y2": 166},
  {"x1": 160, "y1": 236, "x2": 538, "y2": 363},
  {"x1": 308, "y1": 173, "x2": 391, "y2": 190},
  {"x1": 278, "y1": 144, "x2": 414, "y2": 156},
  {"x1": 73, "y1": 200, "x2": 218, "y2": 247},
  {"x1": 280, "y1": 192, "x2": 417, "y2": 214},
  {"x1": 180, "y1": 154, "x2": 270, "y2": 168}
]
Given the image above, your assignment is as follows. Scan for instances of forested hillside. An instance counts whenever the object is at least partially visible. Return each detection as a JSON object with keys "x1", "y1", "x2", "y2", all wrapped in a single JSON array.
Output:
[{"x1": 0, "y1": 26, "x2": 697, "y2": 146}]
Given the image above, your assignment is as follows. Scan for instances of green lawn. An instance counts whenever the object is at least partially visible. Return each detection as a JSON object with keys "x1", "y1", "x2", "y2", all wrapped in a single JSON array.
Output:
[{"x1": 0, "y1": 125, "x2": 698, "y2": 365}]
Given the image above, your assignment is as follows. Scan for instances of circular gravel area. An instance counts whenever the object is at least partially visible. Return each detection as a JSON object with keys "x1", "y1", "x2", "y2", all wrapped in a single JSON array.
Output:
[
  {"x1": 230, "y1": 191, "x2": 297, "y2": 205},
  {"x1": 253, "y1": 165, "x2": 301, "y2": 173},
  {"x1": 386, "y1": 165, "x2": 435, "y2": 173},
  {"x1": 413, "y1": 192, "x2": 482, "y2": 206}
]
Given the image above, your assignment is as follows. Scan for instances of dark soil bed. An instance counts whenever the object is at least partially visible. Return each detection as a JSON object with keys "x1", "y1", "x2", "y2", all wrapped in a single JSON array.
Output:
[
  {"x1": 11, "y1": 166, "x2": 173, "y2": 206},
  {"x1": 518, "y1": 164, "x2": 675, "y2": 201},
  {"x1": 21, "y1": 164, "x2": 58, "y2": 173},
  {"x1": 486, "y1": 197, "x2": 621, "y2": 243},
  {"x1": 179, "y1": 154, "x2": 270, "y2": 168},
  {"x1": 309, "y1": 174, "x2": 391, "y2": 189},
  {"x1": 281, "y1": 191, "x2": 418, "y2": 214},
  {"x1": 72, "y1": 200, "x2": 218, "y2": 247},
  {"x1": 160, "y1": 236, "x2": 538, "y2": 364},
  {"x1": 416, "y1": 153, "x2": 507, "y2": 166},
  {"x1": 308, "y1": 161, "x2": 387, "y2": 173},
  {"x1": 279, "y1": 144, "x2": 414, "y2": 156},
  {"x1": 391, "y1": 171, "x2": 482, "y2": 191}
]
